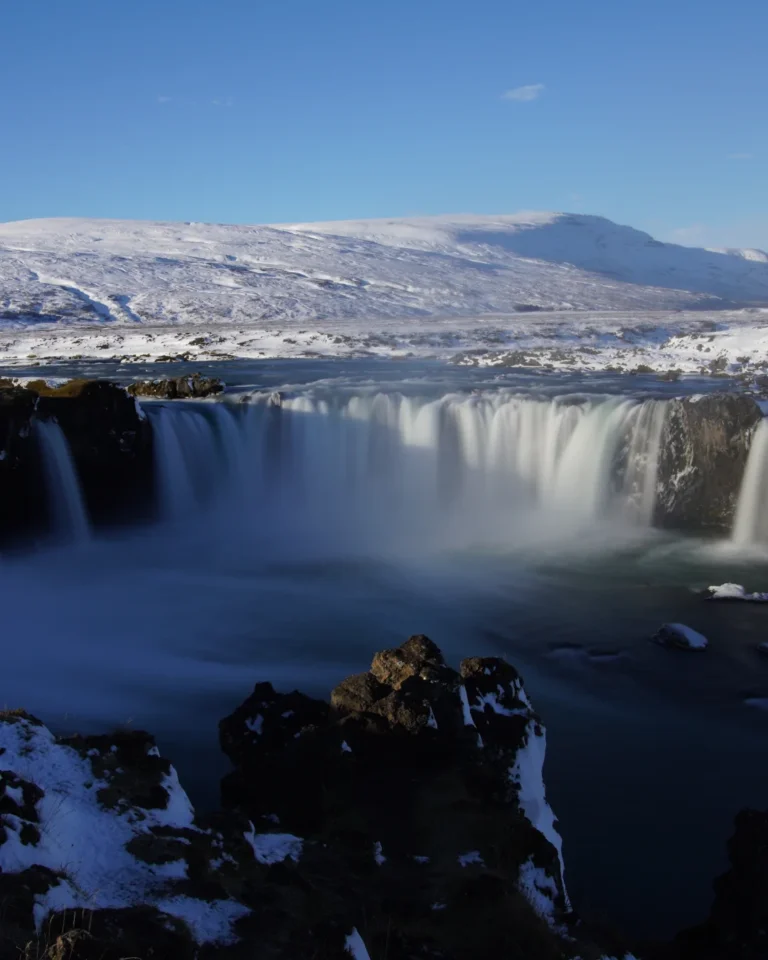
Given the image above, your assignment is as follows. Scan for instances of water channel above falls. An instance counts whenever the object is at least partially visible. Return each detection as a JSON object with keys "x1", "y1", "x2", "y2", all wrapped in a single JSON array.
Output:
[{"x1": 2, "y1": 359, "x2": 768, "y2": 940}]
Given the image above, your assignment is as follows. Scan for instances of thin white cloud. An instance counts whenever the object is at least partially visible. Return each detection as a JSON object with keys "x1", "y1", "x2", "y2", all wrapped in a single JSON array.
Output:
[
  {"x1": 157, "y1": 95, "x2": 173, "y2": 104},
  {"x1": 727, "y1": 152, "x2": 754, "y2": 160},
  {"x1": 502, "y1": 83, "x2": 545, "y2": 102},
  {"x1": 665, "y1": 222, "x2": 768, "y2": 251}
]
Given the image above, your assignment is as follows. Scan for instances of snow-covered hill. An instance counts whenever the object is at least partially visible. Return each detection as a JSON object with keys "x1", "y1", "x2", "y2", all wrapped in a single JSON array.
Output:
[
  {"x1": 1, "y1": 213, "x2": 768, "y2": 331},
  {"x1": 1, "y1": 212, "x2": 768, "y2": 370}
]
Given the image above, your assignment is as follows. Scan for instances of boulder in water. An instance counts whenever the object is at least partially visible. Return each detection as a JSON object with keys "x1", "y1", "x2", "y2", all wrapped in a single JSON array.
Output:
[
  {"x1": 706, "y1": 583, "x2": 768, "y2": 602},
  {"x1": 127, "y1": 374, "x2": 223, "y2": 400},
  {"x1": 652, "y1": 623, "x2": 709, "y2": 651},
  {"x1": 3, "y1": 639, "x2": 641, "y2": 960},
  {"x1": 218, "y1": 635, "x2": 633, "y2": 959},
  {"x1": 654, "y1": 393, "x2": 762, "y2": 532}
]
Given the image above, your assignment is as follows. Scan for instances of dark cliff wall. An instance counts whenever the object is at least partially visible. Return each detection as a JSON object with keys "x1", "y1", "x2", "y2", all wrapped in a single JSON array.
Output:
[{"x1": 654, "y1": 394, "x2": 762, "y2": 532}]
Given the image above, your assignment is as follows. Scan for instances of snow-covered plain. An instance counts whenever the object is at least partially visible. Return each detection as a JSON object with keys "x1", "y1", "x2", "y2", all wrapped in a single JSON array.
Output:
[{"x1": 1, "y1": 212, "x2": 768, "y2": 372}]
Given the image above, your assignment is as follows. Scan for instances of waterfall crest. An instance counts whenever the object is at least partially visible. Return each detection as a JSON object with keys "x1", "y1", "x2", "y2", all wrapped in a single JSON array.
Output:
[
  {"x1": 144, "y1": 392, "x2": 669, "y2": 544},
  {"x1": 34, "y1": 419, "x2": 91, "y2": 542}
]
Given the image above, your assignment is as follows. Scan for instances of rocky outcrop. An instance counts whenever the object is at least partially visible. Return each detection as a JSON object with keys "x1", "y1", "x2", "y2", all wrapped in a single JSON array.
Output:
[
  {"x1": 0, "y1": 379, "x2": 153, "y2": 542},
  {"x1": 0, "y1": 638, "x2": 637, "y2": 960},
  {"x1": 34, "y1": 379, "x2": 154, "y2": 528},
  {"x1": 654, "y1": 394, "x2": 762, "y2": 531},
  {"x1": 219, "y1": 635, "x2": 629, "y2": 960},
  {"x1": 127, "y1": 374, "x2": 223, "y2": 400},
  {"x1": 673, "y1": 808, "x2": 768, "y2": 960},
  {"x1": 652, "y1": 623, "x2": 709, "y2": 651},
  {"x1": 0, "y1": 384, "x2": 47, "y2": 541}
]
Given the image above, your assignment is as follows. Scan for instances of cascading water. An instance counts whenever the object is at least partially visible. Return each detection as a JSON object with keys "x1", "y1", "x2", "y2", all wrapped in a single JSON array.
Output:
[
  {"x1": 732, "y1": 418, "x2": 768, "y2": 545},
  {"x1": 145, "y1": 391, "x2": 669, "y2": 547},
  {"x1": 145, "y1": 403, "x2": 249, "y2": 520},
  {"x1": 34, "y1": 419, "x2": 91, "y2": 542}
]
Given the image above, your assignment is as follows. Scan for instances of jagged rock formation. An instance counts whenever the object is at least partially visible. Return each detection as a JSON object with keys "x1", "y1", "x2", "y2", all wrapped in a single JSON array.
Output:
[
  {"x1": 127, "y1": 374, "x2": 223, "y2": 400},
  {"x1": 0, "y1": 637, "x2": 636, "y2": 960},
  {"x1": 673, "y1": 809, "x2": 768, "y2": 960},
  {"x1": 654, "y1": 394, "x2": 762, "y2": 531}
]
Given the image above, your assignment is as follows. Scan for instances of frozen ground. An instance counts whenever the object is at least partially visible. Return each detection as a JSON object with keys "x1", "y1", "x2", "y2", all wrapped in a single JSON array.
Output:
[{"x1": 1, "y1": 212, "x2": 768, "y2": 373}]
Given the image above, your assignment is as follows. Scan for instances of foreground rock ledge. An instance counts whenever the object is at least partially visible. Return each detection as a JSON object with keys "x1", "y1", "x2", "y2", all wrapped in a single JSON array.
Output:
[{"x1": 0, "y1": 637, "x2": 763, "y2": 960}]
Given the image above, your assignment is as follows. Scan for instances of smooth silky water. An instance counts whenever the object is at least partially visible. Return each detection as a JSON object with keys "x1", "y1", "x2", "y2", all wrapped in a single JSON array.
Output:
[{"x1": 2, "y1": 359, "x2": 768, "y2": 939}]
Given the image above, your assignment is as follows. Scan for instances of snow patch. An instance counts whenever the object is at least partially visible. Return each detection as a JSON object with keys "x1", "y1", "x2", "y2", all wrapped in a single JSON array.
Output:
[
  {"x1": 517, "y1": 857, "x2": 558, "y2": 921},
  {"x1": 457, "y1": 850, "x2": 484, "y2": 867},
  {"x1": 244, "y1": 828, "x2": 303, "y2": 865},
  {"x1": 508, "y1": 713, "x2": 567, "y2": 902},
  {"x1": 707, "y1": 583, "x2": 768, "y2": 602},
  {"x1": 653, "y1": 623, "x2": 708, "y2": 650},
  {"x1": 245, "y1": 715, "x2": 264, "y2": 735},
  {"x1": 345, "y1": 928, "x2": 372, "y2": 959},
  {"x1": 0, "y1": 716, "x2": 241, "y2": 943}
]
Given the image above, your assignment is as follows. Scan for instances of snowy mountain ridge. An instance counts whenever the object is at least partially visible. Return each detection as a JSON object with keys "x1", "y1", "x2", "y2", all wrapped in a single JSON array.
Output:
[{"x1": 1, "y1": 212, "x2": 768, "y2": 334}]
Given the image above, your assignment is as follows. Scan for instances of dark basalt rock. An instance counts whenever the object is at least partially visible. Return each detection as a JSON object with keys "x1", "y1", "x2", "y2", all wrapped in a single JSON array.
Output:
[
  {"x1": 127, "y1": 373, "x2": 224, "y2": 400},
  {"x1": 673, "y1": 808, "x2": 768, "y2": 959},
  {"x1": 15, "y1": 636, "x2": 757, "y2": 959},
  {"x1": 218, "y1": 635, "x2": 614, "y2": 960},
  {"x1": 0, "y1": 379, "x2": 153, "y2": 543},
  {"x1": 34, "y1": 380, "x2": 154, "y2": 528},
  {"x1": 655, "y1": 393, "x2": 762, "y2": 532},
  {"x1": 0, "y1": 385, "x2": 47, "y2": 542},
  {"x1": 31, "y1": 908, "x2": 197, "y2": 960}
]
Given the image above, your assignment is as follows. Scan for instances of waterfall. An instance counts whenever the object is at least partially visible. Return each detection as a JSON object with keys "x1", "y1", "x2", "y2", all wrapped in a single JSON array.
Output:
[
  {"x1": 146, "y1": 392, "x2": 669, "y2": 543},
  {"x1": 145, "y1": 404, "x2": 246, "y2": 520},
  {"x1": 34, "y1": 419, "x2": 91, "y2": 542},
  {"x1": 732, "y1": 419, "x2": 768, "y2": 545}
]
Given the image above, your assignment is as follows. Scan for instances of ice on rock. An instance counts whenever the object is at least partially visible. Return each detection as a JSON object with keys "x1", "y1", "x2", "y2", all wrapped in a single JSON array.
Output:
[
  {"x1": 244, "y1": 827, "x2": 303, "y2": 865},
  {"x1": 517, "y1": 857, "x2": 559, "y2": 921},
  {"x1": 508, "y1": 713, "x2": 567, "y2": 896},
  {"x1": 652, "y1": 623, "x2": 708, "y2": 651},
  {"x1": 707, "y1": 583, "x2": 768, "y2": 602}
]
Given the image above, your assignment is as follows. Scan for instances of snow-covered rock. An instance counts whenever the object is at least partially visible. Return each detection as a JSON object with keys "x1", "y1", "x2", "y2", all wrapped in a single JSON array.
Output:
[
  {"x1": 0, "y1": 714, "x2": 252, "y2": 948},
  {"x1": 0, "y1": 636, "x2": 654, "y2": 959},
  {"x1": 220, "y1": 634, "x2": 631, "y2": 957},
  {"x1": 652, "y1": 623, "x2": 709, "y2": 651},
  {"x1": 707, "y1": 583, "x2": 768, "y2": 602}
]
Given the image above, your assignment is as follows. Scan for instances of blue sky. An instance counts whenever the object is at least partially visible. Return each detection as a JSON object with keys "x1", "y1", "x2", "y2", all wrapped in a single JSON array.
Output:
[{"x1": 1, "y1": 0, "x2": 766, "y2": 248}]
